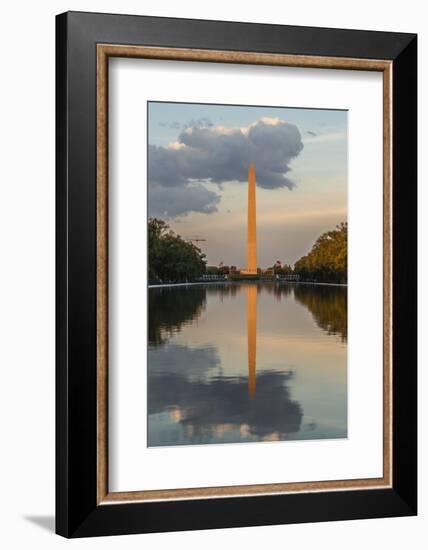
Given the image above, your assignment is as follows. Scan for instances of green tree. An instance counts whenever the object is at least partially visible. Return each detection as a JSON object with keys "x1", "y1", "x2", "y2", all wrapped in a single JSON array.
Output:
[
  {"x1": 294, "y1": 222, "x2": 347, "y2": 283},
  {"x1": 148, "y1": 218, "x2": 207, "y2": 284},
  {"x1": 273, "y1": 263, "x2": 293, "y2": 275}
]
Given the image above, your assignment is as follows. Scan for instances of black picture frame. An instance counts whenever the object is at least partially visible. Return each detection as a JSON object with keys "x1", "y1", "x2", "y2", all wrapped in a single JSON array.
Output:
[{"x1": 56, "y1": 11, "x2": 417, "y2": 538}]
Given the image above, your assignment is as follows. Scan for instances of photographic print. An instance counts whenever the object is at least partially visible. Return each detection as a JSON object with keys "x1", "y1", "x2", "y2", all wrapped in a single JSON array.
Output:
[{"x1": 147, "y1": 101, "x2": 348, "y2": 447}]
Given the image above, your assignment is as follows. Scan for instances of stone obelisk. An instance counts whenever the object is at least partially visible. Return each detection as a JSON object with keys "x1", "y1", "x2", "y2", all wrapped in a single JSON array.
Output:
[{"x1": 246, "y1": 162, "x2": 257, "y2": 275}]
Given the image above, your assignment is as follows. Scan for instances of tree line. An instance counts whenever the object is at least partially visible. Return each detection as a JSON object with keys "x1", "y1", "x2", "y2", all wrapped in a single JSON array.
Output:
[{"x1": 148, "y1": 218, "x2": 347, "y2": 285}]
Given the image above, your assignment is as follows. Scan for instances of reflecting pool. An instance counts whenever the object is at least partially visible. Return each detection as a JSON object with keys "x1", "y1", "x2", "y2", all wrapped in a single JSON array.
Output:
[{"x1": 148, "y1": 283, "x2": 347, "y2": 446}]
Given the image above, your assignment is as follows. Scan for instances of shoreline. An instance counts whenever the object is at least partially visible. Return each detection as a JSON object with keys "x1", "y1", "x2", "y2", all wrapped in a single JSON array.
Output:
[{"x1": 148, "y1": 280, "x2": 347, "y2": 289}]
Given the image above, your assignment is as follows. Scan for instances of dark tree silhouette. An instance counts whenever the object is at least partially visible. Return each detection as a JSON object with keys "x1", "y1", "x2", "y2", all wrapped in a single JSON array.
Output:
[
  {"x1": 148, "y1": 218, "x2": 206, "y2": 284},
  {"x1": 294, "y1": 285, "x2": 347, "y2": 341},
  {"x1": 149, "y1": 286, "x2": 206, "y2": 347}
]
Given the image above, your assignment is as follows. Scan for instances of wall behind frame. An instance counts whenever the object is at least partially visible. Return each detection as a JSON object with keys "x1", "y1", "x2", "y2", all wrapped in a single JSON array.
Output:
[{"x1": 0, "y1": 0, "x2": 424, "y2": 549}]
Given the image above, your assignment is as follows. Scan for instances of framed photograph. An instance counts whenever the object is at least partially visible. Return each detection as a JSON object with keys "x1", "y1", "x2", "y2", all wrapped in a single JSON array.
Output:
[{"x1": 56, "y1": 11, "x2": 417, "y2": 537}]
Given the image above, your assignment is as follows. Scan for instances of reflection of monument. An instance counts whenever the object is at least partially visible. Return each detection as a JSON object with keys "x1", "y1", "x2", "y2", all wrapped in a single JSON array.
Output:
[
  {"x1": 241, "y1": 162, "x2": 258, "y2": 276},
  {"x1": 246, "y1": 285, "x2": 257, "y2": 399}
]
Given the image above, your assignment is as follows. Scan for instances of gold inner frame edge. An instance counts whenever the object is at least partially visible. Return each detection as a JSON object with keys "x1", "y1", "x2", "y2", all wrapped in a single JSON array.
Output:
[{"x1": 96, "y1": 44, "x2": 393, "y2": 505}]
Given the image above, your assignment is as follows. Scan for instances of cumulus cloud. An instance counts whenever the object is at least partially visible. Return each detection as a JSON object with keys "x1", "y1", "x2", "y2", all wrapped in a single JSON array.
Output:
[
  {"x1": 148, "y1": 180, "x2": 220, "y2": 218},
  {"x1": 148, "y1": 117, "x2": 303, "y2": 218}
]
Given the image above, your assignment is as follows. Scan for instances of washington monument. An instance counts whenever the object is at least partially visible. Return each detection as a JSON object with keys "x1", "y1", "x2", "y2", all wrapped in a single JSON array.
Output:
[{"x1": 244, "y1": 162, "x2": 257, "y2": 275}]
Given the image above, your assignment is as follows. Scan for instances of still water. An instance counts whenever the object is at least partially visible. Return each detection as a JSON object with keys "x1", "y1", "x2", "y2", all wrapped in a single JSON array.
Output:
[{"x1": 148, "y1": 283, "x2": 347, "y2": 447}]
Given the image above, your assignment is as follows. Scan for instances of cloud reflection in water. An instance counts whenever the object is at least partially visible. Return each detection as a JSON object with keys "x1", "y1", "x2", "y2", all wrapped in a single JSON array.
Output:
[{"x1": 148, "y1": 283, "x2": 347, "y2": 446}]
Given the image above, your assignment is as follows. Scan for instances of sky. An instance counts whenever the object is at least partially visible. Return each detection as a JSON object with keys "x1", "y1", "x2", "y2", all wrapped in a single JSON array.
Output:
[{"x1": 148, "y1": 101, "x2": 347, "y2": 268}]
